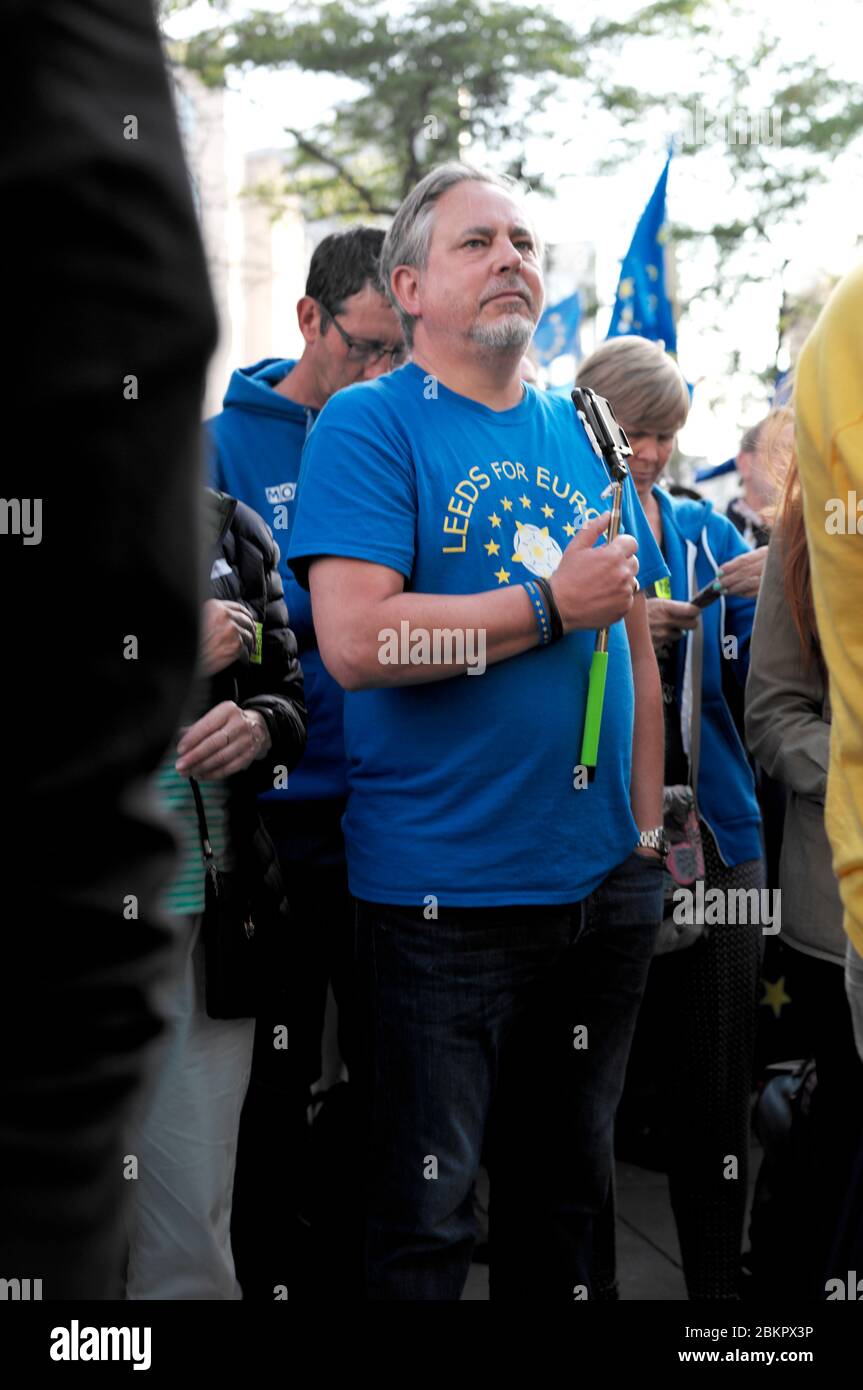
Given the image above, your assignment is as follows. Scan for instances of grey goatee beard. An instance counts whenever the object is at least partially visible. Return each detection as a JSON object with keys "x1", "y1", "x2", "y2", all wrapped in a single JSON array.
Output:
[{"x1": 467, "y1": 312, "x2": 536, "y2": 354}]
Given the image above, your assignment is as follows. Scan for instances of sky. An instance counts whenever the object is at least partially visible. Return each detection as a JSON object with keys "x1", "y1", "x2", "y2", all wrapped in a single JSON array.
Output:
[{"x1": 165, "y1": 0, "x2": 862, "y2": 466}]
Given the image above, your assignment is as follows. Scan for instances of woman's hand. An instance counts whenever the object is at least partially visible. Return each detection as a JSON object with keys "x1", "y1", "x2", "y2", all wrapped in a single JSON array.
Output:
[
  {"x1": 199, "y1": 599, "x2": 257, "y2": 676},
  {"x1": 646, "y1": 597, "x2": 700, "y2": 656},
  {"x1": 715, "y1": 546, "x2": 767, "y2": 598},
  {"x1": 175, "y1": 701, "x2": 271, "y2": 779}
]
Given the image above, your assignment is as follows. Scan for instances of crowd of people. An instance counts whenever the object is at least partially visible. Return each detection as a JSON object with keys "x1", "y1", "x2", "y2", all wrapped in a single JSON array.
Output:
[
  {"x1": 7, "y1": 1, "x2": 863, "y2": 1306},
  {"x1": 115, "y1": 163, "x2": 863, "y2": 1303}
]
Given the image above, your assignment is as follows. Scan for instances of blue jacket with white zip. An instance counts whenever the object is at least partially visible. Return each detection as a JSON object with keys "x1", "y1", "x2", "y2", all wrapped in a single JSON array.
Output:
[{"x1": 653, "y1": 485, "x2": 762, "y2": 867}]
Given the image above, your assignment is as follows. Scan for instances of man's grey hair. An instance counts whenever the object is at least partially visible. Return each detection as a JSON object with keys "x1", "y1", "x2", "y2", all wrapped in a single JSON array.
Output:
[{"x1": 380, "y1": 162, "x2": 543, "y2": 348}]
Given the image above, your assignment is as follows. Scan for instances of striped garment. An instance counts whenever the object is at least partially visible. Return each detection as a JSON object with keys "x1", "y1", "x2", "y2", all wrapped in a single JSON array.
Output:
[{"x1": 155, "y1": 726, "x2": 233, "y2": 917}]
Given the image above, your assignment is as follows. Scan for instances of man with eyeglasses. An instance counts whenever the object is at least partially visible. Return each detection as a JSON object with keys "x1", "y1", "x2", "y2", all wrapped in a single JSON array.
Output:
[
  {"x1": 318, "y1": 294, "x2": 407, "y2": 371},
  {"x1": 207, "y1": 225, "x2": 404, "y2": 1298}
]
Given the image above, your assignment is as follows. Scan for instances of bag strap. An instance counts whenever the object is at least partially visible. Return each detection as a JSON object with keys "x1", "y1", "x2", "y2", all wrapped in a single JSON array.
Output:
[
  {"x1": 188, "y1": 776, "x2": 216, "y2": 863},
  {"x1": 688, "y1": 614, "x2": 704, "y2": 803}
]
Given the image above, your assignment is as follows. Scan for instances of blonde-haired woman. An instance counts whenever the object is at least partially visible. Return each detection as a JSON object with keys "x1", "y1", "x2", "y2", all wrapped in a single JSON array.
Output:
[{"x1": 578, "y1": 336, "x2": 765, "y2": 1301}]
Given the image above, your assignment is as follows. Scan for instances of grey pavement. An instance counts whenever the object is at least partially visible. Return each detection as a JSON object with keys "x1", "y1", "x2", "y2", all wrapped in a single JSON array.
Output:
[{"x1": 461, "y1": 1140, "x2": 761, "y2": 1301}]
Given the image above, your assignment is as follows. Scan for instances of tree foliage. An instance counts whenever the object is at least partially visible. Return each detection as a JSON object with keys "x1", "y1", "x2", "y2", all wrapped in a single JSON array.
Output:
[
  {"x1": 166, "y1": 1, "x2": 863, "y2": 377},
  {"x1": 588, "y1": 8, "x2": 863, "y2": 327},
  {"x1": 173, "y1": 0, "x2": 708, "y2": 217}
]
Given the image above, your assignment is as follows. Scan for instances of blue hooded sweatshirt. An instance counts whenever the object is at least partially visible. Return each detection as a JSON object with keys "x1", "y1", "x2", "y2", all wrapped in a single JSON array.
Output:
[
  {"x1": 654, "y1": 486, "x2": 762, "y2": 866},
  {"x1": 206, "y1": 358, "x2": 347, "y2": 802}
]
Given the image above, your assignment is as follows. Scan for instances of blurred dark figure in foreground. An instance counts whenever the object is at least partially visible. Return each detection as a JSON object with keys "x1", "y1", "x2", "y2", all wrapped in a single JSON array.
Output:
[{"x1": 0, "y1": 0, "x2": 217, "y2": 1297}]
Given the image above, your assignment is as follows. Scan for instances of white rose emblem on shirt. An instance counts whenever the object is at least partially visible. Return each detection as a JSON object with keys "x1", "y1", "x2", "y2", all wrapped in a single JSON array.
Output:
[{"x1": 510, "y1": 520, "x2": 563, "y2": 579}]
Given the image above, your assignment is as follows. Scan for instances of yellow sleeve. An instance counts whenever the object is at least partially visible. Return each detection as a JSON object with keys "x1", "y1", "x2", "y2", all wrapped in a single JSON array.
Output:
[{"x1": 794, "y1": 262, "x2": 863, "y2": 954}]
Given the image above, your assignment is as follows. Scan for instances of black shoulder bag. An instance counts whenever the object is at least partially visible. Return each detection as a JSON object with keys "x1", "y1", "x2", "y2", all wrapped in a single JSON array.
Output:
[{"x1": 189, "y1": 776, "x2": 263, "y2": 1019}]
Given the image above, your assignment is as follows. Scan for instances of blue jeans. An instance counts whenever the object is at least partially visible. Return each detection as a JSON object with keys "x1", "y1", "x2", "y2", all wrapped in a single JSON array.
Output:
[{"x1": 353, "y1": 850, "x2": 663, "y2": 1300}]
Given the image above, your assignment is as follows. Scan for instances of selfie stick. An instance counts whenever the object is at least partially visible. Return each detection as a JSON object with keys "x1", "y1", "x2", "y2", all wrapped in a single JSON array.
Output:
[{"x1": 570, "y1": 387, "x2": 633, "y2": 781}]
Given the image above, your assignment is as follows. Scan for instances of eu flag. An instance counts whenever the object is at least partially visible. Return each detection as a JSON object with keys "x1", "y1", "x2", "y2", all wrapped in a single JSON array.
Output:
[
  {"x1": 532, "y1": 292, "x2": 582, "y2": 366},
  {"x1": 607, "y1": 152, "x2": 676, "y2": 353}
]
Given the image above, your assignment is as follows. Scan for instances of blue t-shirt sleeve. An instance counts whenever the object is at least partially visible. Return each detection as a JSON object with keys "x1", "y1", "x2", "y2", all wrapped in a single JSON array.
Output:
[
  {"x1": 288, "y1": 388, "x2": 417, "y2": 591},
  {"x1": 621, "y1": 477, "x2": 669, "y2": 590}
]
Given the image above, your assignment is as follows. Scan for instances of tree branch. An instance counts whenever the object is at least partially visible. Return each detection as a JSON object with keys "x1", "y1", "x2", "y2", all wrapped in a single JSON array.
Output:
[{"x1": 284, "y1": 127, "x2": 395, "y2": 215}]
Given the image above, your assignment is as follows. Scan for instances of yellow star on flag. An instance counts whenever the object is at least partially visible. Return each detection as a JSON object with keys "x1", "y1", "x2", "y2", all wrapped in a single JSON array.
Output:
[
  {"x1": 488, "y1": 512, "x2": 501, "y2": 528},
  {"x1": 760, "y1": 976, "x2": 791, "y2": 1020},
  {"x1": 646, "y1": 263, "x2": 659, "y2": 281},
  {"x1": 501, "y1": 496, "x2": 513, "y2": 511},
  {"x1": 563, "y1": 521, "x2": 577, "y2": 537},
  {"x1": 541, "y1": 503, "x2": 554, "y2": 518},
  {"x1": 519, "y1": 494, "x2": 531, "y2": 509},
  {"x1": 484, "y1": 539, "x2": 500, "y2": 556},
  {"x1": 618, "y1": 277, "x2": 635, "y2": 299},
  {"x1": 494, "y1": 566, "x2": 511, "y2": 585}
]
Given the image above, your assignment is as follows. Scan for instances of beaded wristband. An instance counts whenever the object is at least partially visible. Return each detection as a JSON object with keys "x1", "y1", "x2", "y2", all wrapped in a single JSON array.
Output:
[
  {"x1": 523, "y1": 579, "x2": 552, "y2": 646},
  {"x1": 535, "y1": 575, "x2": 564, "y2": 643}
]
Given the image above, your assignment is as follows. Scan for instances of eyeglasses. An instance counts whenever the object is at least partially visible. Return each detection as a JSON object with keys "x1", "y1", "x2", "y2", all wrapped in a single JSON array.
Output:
[{"x1": 316, "y1": 299, "x2": 408, "y2": 368}]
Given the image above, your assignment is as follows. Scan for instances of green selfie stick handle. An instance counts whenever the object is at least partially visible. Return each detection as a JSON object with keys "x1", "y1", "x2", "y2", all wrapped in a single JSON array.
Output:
[
  {"x1": 577, "y1": 473, "x2": 624, "y2": 781},
  {"x1": 580, "y1": 649, "x2": 609, "y2": 775}
]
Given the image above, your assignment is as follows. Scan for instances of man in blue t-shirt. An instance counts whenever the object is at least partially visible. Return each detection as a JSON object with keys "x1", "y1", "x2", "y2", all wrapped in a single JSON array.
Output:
[
  {"x1": 207, "y1": 226, "x2": 405, "y2": 1297},
  {"x1": 289, "y1": 164, "x2": 668, "y2": 1300}
]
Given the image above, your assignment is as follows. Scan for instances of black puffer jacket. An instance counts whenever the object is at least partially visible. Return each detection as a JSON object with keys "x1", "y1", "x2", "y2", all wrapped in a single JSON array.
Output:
[{"x1": 204, "y1": 489, "x2": 307, "y2": 912}]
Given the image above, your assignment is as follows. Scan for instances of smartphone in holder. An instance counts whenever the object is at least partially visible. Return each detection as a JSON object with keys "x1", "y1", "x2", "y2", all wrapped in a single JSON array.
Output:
[
  {"x1": 571, "y1": 387, "x2": 633, "y2": 474},
  {"x1": 691, "y1": 580, "x2": 723, "y2": 610}
]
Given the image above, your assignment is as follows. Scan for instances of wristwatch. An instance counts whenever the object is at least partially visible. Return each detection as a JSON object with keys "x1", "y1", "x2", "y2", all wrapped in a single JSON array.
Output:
[{"x1": 637, "y1": 827, "x2": 669, "y2": 859}]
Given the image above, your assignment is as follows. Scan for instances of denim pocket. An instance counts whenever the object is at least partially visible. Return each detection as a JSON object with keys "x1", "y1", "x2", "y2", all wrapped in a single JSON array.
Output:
[{"x1": 613, "y1": 851, "x2": 665, "y2": 923}]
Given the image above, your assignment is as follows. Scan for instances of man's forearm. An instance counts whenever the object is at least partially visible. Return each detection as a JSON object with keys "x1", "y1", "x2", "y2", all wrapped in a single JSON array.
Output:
[
  {"x1": 318, "y1": 584, "x2": 542, "y2": 688},
  {"x1": 310, "y1": 516, "x2": 639, "y2": 690}
]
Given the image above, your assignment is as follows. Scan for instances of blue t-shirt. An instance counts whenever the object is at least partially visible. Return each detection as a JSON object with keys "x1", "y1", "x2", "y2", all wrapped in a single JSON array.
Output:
[
  {"x1": 207, "y1": 359, "x2": 347, "y2": 802},
  {"x1": 288, "y1": 363, "x2": 668, "y2": 906}
]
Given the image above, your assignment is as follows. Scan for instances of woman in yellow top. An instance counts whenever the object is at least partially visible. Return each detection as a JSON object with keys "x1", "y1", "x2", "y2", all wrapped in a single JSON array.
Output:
[{"x1": 794, "y1": 262, "x2": 863, "y2": 1061}]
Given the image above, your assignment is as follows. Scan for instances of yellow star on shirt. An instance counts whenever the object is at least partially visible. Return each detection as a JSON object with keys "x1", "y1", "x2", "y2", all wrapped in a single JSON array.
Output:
[
  {"x1": 488, "y1": 512, "x2": 501, "y2": 528},
  {"x1": 494, "y1": 566, "x2": 511, "y2": 585},
  {"x1": 484, "y1": 539, "x2": 500, "y2": 556},
  {"x1": 501, "y1": 496, "x2": 513, "y2": 511},
  {"x1": 519, "y1": 494, "x2": 531, "y2": 509},
  {"x1": 760, "y1": 976, "x2": 791, "y2": 1020},
  {"x1": 564, "y1": 521, "x2": 577, "y2": 537},
  {"x1": 541, "y1": 503, "x2": 555, "y2": 518}
]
